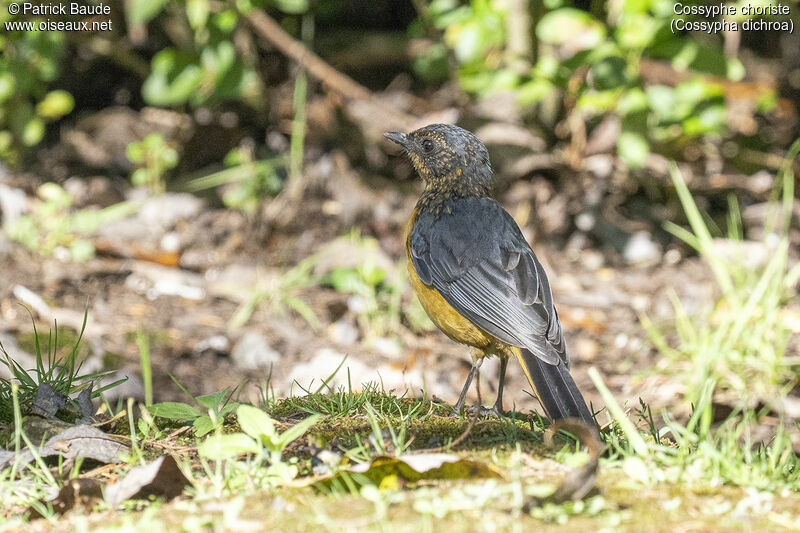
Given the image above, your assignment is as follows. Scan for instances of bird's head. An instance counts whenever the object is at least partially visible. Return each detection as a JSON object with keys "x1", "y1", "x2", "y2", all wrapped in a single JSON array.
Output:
[{"x1": 384, "y1": 124, "x2": 493, "y2": 195}]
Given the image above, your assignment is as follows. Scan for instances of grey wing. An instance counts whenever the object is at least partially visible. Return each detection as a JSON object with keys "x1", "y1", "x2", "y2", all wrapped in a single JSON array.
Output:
[{"x1": 411, "y1": 201, "x2": 568, "y2": 366}]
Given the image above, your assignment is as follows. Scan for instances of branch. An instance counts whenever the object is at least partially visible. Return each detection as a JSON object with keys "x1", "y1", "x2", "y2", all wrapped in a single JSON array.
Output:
[{"x1": 244, "y1": 9, "x2": 418, "y2": 132}]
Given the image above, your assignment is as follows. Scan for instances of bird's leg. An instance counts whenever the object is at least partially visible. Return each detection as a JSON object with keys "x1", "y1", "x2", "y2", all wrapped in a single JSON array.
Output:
[
  {"x1": 478, "y1": 356, "x2": 508, "y2": 417},
  {"x1": 450, "y1": 352, "x2": 483, "y2": 417}
]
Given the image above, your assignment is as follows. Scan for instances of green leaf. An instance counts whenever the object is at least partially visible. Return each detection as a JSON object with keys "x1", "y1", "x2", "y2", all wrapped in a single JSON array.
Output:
[
  {"x1": 617, "y1": 88, "x2": 648, "y2": 115},
  {"x1": 193, "y1": 415, "x2": 217, "y2": 437},
  {"x1": 683, "y1": 105, "x2": 725, "y2": 136},
  {"x1": 126, "y1": 0, "x2": 167, "y2": 24},
  {"x1": 273, "y1": 0, "x2": 308, "y2": 15},
  {"x1": 591, "y1": 56, "x2": 627, "y2": 91},
  {"x1": 536, "y1": 8, "x2": 605, "y2": 50},
  {"x1": 276, "y1": 414, "x2": 320, "y2": 448},
  {"x1": 617, "y1": 131, "x2": 649, "y2": 168},
  {"x1": 130, "y1": 168, "x2": 149, "y2": 187},
  {"x1": 237, "y1": 404, "x2": 276, "y2": 443},
  {"x1": 36, "y1": 90, "x2": 75, "y2": 120},
  {"x1": 615, "y1": 13, "x2": 659, "y2": 50},
  {"x1": 577, "y1": 89, "x2": 621, "y2": 113},
  {"x1": 148, "y1": 401, "x2": 202, "y2": 420},
  {"x1": 516, "y1": 78, "x2": 555, "y2": 106},
  {"x1": 4, "y1": 215, "x2": 39, "y2": 250},
  {"x1": 327, "y1": 268, "x2": 362, "y2": 293},
  {"x1": 646, "y1": 85, "x2": 679, "y2": 121},
  {"x1": 186, "y1": 0, "x2": 209, "y2": 29},
  {"x1": 142, "y1": 49, "x2": 203, "y2": 106},
  {"x1": 37, "y1": 182, "x2": 72, "y2": 207},
  {"x1": 726, "y1": 58, "x2": 746, "y2": 82},
  {"x1": 137, "y1": 418, "x2": 151, "y2": 436},
  {"x1": 198, "y1": 433, "x2": 260, "y2": 460},
  {"x1": 266, "y1": 461, "x2": 299, "y2": 483},
  {"x1": 22, "y1": 118, "x2": 45, "y2": 147},
  {"x1": 214, "y1": 10, "x2": 238, "y2": 32},
  {"x1": 69, "y1": 239, "x2": 95, "y2": 261},
  {"x1": 452, "y1": 22, "x2": 484, "y2": 64},
  {"x1": 196, "y1": 389, "x2": 227, "y2": 411},
  {"x1": 0, "y1": 74, "x2": 15, "y2": 104},
  {"x1": 219, "y1": 402, "x2": 240, "y2": 417}
]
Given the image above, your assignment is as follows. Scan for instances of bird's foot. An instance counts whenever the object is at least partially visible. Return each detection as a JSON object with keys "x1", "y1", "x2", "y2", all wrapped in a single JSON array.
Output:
[
  {"x1": 449, "y1": 402, "x2": 467, "y2": 418},
  {"x1": 459, "y1": 405, "x2": 504, "y2": 418}
]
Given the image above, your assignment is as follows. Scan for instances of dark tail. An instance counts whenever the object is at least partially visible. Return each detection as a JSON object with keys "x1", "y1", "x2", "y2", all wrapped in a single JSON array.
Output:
[{"x1": 515, "y1": 348, "x2": 596, "y2": 428}]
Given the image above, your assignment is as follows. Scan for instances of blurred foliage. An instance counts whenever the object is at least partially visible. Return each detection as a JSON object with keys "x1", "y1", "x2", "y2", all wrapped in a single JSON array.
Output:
[
  {"x1": 0, "y1": 18, "x2": 73, "y2": 165},
  {"x1": 135, "y1": 0, "x2": 262, "y2": 108},
  {"x1": 228, "y1": 254, "x2": 321, "y2": 330},
  {"x1": 186, "y1": 148, "x2": 285, "y2": 213},
  {"x1": 322, "y1": 232, "x2": 436, "y2": 339},
  {"x1": 645, "y1": 142, "x2": 800, "y2": 407},
  {"x1": 220, "y1": 146, "x2": 284, "y2": 212},
  {"x1": 4, "y1": 183, "x2": 139, "y2": 260},
  {"x1": 414, "y1": 0, "x2": 772, "y2": 167},
  {"x1": 127, "y1": 133, "x2": 180, "y2": 195},
  {"x1": 0, "y1": 0, "x2": 788, "y2": 175},
  {"x1": 326, "y1": 260, "x2": 402, "y2": 339},
  {"x1": 0, "y1": 0, "x2": 308, "y2": 168}
]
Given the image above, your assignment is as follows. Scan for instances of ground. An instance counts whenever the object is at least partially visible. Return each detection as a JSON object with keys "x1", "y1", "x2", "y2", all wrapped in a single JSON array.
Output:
[{"x1": 1, "y1": 110, "x2": 798, "y2": 533}]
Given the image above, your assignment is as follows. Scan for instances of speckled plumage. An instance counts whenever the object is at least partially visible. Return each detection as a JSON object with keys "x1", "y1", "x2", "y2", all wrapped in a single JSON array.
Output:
[{"x1": 386, "y1": 124, "x2": 595, "y2": 425}]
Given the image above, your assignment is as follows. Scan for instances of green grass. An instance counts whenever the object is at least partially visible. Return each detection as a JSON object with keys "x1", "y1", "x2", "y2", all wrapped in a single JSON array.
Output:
[
  {"x1": 0, "y1": 307, "x2": 125, "y2": 424},
  {"x1": 644, "y1": 142, "x2": 800, "y2": 408},
  {"x1": 3, "y1": 147, "x2": 800, "y2": 529},
  {"x1": 227, "y1": 254, "x2": 321, "y2": 330}
]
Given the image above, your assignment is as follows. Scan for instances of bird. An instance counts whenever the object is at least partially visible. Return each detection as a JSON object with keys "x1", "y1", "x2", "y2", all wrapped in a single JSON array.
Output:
[{"x1": 384, "y1": 123, "x2": 595, "y2": 426}]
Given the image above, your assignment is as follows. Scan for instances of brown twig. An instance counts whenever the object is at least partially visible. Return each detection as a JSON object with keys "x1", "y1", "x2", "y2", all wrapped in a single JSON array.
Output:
[{"x1": 244, "y1": 9, "x2": 417, "y2": 132}]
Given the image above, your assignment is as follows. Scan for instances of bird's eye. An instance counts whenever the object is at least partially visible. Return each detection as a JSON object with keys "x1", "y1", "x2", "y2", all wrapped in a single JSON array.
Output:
[{"x1": 421, "y1": 139, "x2": 434, "y2": 152}]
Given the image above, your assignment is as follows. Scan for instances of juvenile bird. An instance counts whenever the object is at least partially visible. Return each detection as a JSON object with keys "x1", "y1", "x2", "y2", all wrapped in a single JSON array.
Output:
[{"x1": 385, "y1": 124, "x2": 595, "y2": 425}]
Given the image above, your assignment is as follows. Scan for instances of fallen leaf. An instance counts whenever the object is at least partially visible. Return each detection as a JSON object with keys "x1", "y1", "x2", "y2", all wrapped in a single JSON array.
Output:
[
  {"x1": 30, "y1": 478, "x2": 104, "y2": 518},
  {"x1": 0, "y1": 425, "x2": 129, "y2": 469},
  {"x1": 312, "y1": 453, "x2": 503, "y2": 489},
  {"x1": 32, "y1": 383, "x2": 67, "y2": 418},
  {"x1": 105, "y1": 455, "x2": 189, "y2": 507},
  {"x1": 75, "y1": 384, "x2": 95, "y2": 424}
]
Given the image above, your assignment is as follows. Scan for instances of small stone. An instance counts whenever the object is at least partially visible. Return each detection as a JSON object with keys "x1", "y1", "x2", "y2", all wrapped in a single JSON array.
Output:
[
  {"x1": 64, "y1": 176, "x2": 124, "y2": 207},
  {"x1": 623, "y1": 231, "x2": 661, "y2": 264},
  {"x1": 584, "y1": 154, "x2": 614, "y2": 178},
  {"x1": 230, "y1": 332, "x2": 280, "y2": 370},
  {"x1": 194, "y1": 335, "x2": 230, "y2": 356},
  {"x1": 575, "y1": 212, "x2": 596, "y2": 232},
  {"x1": 595, "y1": 267, "x2": 614, "y2": 281},
  {"x1": 614, "y1": 333, "x2": 629, "y2": 349},
  {"x1": 329, "y1": 319, "x2": 359, "y2": 345},
  {"x1": 631, "y1": 295, "x2": 650, "y2": 312},
  {"x1": 138, "y1": 193, "x2": 204, "y2": 231},
  {"x1": 160, "y1": 232, "x2": 181, "y2": 253},
  {"x1": 0, "y1": 184, "x2": 28, "y2": 225},
  {"x1": 580, "y1": 249, "x2": 604, "y2": 271},
  {"x1": 664, "y1": 248, "x2": 681, "y2": 265},
  {"x1": 347, "y1": 295, "x2": 367, "y2": 314},
  {"x1": 371, "y1": 337, "x2": 401, "y2": 358},
  {"x1": 0, "y1": 230, "x2": 11, "y2": 256}
]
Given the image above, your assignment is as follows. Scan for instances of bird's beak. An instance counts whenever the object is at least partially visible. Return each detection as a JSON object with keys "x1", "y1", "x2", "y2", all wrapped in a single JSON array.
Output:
[{"x1": 384, "y1": 131, "x2": 411, "y2": 149}]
